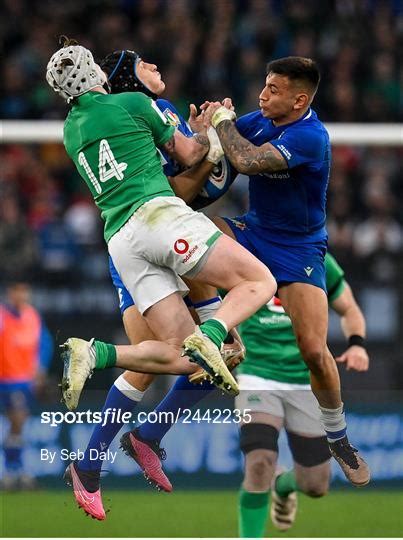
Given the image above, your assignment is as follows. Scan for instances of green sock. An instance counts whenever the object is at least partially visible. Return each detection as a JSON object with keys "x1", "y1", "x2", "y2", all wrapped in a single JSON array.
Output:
[
  {"x1": 238, "y1": 488, "x2": 269, "y2": 538},
  {"x1": 199, "y1": 318, "x2": 227, "y2": 348},
  {"x1": 275, "y1": 470, "x2": 298, "y2": 498},
  {"x1": 93, "y1": 340, "x2": 117, "y2": 370}
]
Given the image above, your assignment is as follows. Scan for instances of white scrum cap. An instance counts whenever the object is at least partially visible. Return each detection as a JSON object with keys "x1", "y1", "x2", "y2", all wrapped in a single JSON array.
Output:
[{"x1": 46, "y1": 40, "x2": 107, "y2": 102}]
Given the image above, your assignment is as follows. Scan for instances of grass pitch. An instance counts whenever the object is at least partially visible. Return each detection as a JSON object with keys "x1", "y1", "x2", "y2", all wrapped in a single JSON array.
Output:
[{"x1": 1, "y1": 489, "x2": 402, "y2": 537}]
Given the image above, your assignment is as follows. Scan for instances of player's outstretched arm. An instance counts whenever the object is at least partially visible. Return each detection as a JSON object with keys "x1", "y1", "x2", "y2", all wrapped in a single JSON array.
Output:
[
  {"x1": 330, "y1": 283, "x2": 369, "y2": 372},
  {"x1": 204, "y1": 103, "x2": 287, "y2": 174}
]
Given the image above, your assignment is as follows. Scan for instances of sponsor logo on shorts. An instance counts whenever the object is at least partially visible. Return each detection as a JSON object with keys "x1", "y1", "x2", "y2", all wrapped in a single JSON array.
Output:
[
  {"x1": 182, "y1": 245, "x2": 199, "y2": 263},
  {"x1": 304, "y1": 266, "x2": 314, "y2": 277},
  {"x1": 174, "y1": 239, "x2": 189, "y2": 254},
  {"x1": 247, "y1": 394, "x2": 262, "y2": 403},
  {"x1": 229, "y1": 218, "x2": 247, "y2": 230}
]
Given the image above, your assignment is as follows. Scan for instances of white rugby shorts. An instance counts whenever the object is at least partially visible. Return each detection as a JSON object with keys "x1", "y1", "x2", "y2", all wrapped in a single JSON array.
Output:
[
  {"x1": 108, "y1": 196, "x2": 222, "y2": 314},
  {"x1": 236, "y1": 374, "x2": 325, "y2": 436}
]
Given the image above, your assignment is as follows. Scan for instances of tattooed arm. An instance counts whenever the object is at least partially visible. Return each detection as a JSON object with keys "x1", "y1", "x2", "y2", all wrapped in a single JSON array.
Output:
[
  {"x1": 161, "y1": 130, "x2": 209, "y2": 167},
  {"x1": 215, "y1": 120, "x2": 287, "y2": 175}
]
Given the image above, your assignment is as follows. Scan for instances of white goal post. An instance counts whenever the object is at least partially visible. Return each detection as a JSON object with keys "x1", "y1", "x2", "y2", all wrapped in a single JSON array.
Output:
[{"x1": 0, "y1": 120, "x2": 402, "y2": 145}]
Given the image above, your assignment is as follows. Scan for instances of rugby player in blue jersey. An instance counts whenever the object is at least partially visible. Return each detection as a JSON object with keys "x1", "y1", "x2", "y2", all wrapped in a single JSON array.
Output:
[
  {"x1": 202, "y1": 56, "x2": 370, "y2": 486},
  {"x1": 124, "y1": 58, "x2": 370, "y2": 490}
]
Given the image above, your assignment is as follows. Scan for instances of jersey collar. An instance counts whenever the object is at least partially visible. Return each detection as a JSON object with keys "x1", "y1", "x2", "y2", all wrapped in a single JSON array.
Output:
[{"x1": 269, "y1": 108, "x2": 313, "y2": 130}]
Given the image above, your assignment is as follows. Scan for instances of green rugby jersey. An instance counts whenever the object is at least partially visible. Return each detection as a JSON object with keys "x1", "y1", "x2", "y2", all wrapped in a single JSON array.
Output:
[
  {"x1": 64, "y1": 91, "x2": 175, "y2": 242},
  {"x1": 237, "y1": 253, "x2": 345, "y2": 384}
]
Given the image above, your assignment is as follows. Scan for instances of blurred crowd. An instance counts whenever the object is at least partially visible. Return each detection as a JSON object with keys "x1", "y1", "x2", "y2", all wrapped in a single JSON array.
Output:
[
  {"x1": 1, "y1": 0, "x2": 402, "y2": 121},
  {"x1": 1, "y1": 142, "x2": 401, "y2": 286},
  {"x1": 1, "y1": 0, "x2": 402, "y2": 286}
]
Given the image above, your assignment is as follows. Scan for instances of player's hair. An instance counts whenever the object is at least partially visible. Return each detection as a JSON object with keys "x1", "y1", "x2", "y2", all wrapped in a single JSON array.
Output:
[
  {"x1": 54, "y1": 36, "x2": 79, "y2": 70},
  {"x1": 267, "y1": 56, "x2": 320, "y2": 94},
  {"x1": 59, "y1": 35, "x2": 78, "y2": 48}
]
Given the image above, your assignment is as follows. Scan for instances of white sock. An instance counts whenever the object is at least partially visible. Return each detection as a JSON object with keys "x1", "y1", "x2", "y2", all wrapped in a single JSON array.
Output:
[
  {"x1": 193, "y1": 297, "x2": 222, "y2": 323},
  {"x1": 114, "y1": 374, "x2": 145, "y2": 402},
  {"x1": 319, "y1": 403, "x2": 347, "y2": 442}
]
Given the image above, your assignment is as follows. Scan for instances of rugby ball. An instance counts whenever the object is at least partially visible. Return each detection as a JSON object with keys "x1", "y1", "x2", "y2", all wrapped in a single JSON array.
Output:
[{"x1": 192, "y1": 157, "x2": 237, "y2": 209}]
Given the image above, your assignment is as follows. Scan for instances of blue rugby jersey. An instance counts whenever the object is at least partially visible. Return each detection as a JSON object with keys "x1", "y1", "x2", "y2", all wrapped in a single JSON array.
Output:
[
  {"x1": 235, "y1": 108, "x2": 331, "y2": 243},
  {"x1": 155, "y1": 98, "x2": 193, "y2": 176}
]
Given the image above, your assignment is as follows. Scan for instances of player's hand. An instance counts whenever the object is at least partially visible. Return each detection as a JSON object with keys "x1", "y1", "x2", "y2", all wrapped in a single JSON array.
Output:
[
  {"x1": 336, "y1": 345, "x2": 369, "y2": 372},
  {"x1": 221, "y1": 97, "x2": 234, "y2": 111},
  {"x1": 188, "y1": 103, "x2": 206, "y2": 133},
  {"x1": 202, "y1": 101, "x2": 226, "y2": 128}
]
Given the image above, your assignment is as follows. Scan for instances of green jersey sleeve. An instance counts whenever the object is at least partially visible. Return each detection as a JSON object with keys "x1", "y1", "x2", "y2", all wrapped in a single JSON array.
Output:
[
  {"x1": 325, "y1": 253, "x2": 345, "y2": 302},
  {"x1": 126, "y1": 93, "x2": 175, "y2": 148}
]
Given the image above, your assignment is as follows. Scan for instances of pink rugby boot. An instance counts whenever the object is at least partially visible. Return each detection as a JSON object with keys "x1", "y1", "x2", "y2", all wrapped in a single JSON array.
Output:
[
  {"x1": 120, "y1": 429, "x2": 172, "y2": 492},
  {"x1": 64, "y1": 462, "x2": 106, "y2": 520}
]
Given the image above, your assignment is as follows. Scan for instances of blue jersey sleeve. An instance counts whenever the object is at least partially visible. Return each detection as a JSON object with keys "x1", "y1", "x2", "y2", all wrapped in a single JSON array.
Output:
[
  {"x1": 156, "y1": 99, "x2": 193, "y2": 137},
  {"x1": 270, "y1": 125, "x2": 328, "y2": 169},
  {"x1": 236, "y1": 111, "x2": 262, "y2": 139}
]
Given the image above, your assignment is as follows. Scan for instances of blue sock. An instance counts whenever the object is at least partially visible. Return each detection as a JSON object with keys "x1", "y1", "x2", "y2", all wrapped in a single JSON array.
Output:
[
  {"x1": 4, "y1": 435, "x2": 23, "y2": 472},
  {"x1": 79, "y1": 376, "x2": 144, "y2": 472},
  {"x1": 138, "y1": 375, "x2": 215, "y2": 442}
]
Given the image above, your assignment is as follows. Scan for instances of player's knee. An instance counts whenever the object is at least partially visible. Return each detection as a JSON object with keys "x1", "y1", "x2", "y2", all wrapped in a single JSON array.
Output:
[
  {"x1": 241, "y1": 424, "x2": 279, "y2": 490},
  {"x1": 298, "y1": 476, "x2": 329, "y2": 498},
  {"x1": 250, "y1": 269, "x2": 277, "y2": 303},
  {"x1": 297, "y1": 339, "x2": 326, "y2": 374},
  {"x1": 304, "y1": 486, "x2": 328, "y2": 498},
  {"x1": 245, "y1": 452, "x2": 275, "y2": 490},
  {"x1": 262, "y1": 271, "x2": 277, "y2": 300}
]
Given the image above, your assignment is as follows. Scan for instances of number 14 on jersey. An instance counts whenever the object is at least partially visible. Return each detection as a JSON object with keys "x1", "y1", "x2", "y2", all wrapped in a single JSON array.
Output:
[{"x1": 78, "y1": 139, "x2": 128, "y2": 194}]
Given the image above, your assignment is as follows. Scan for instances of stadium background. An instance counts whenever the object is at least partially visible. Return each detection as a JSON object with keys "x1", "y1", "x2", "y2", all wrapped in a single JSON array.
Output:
[{"x1": 1, "y1": 0, "x2": 402, "y2": 537}]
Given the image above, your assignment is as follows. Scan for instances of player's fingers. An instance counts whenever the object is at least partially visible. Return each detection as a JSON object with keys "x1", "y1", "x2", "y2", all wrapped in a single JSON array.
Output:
[
  {"x1": 349, "y1": 354, "x2": 368, "y2": 371},
  {"x1": 335, "y1": 354, "x2": 346, "y2": 363},
  {"x1": 359, "y1": 358, "x2": 368, "y2": 371},
  {"x1": 200, "y1": 101, "x2": 211, "y2": 111},
  {"x1": 346, "y1": 360, "x2": 356, "y2": 371},
  {"x1": 205, "y1": 101, "x2": 222, "y2": 109},
  {"x1": 222, "y1": 97, "x2": 234, "y2": 110},
  {"x1": 345, "y1": 357, "x2": 356, "y2": 371},
  {"x1": 189, "y1": 103, "x2": 197, "y2": 118},
  {"x1": 347, "y1": 357, "x2": 364, "y2": 371},
  {"x1": 360, "y1": 354, "x2": 370, "y2": 371}
]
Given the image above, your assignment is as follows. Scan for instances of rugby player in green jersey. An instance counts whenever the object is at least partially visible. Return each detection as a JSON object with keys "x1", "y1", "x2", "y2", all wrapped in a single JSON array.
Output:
[
  {"x1": 46, "y1": 38, "x2": 276, "y2": 410},
  {"x1": 236, "y1": 253, "x2": 369, "y2": 537}
]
